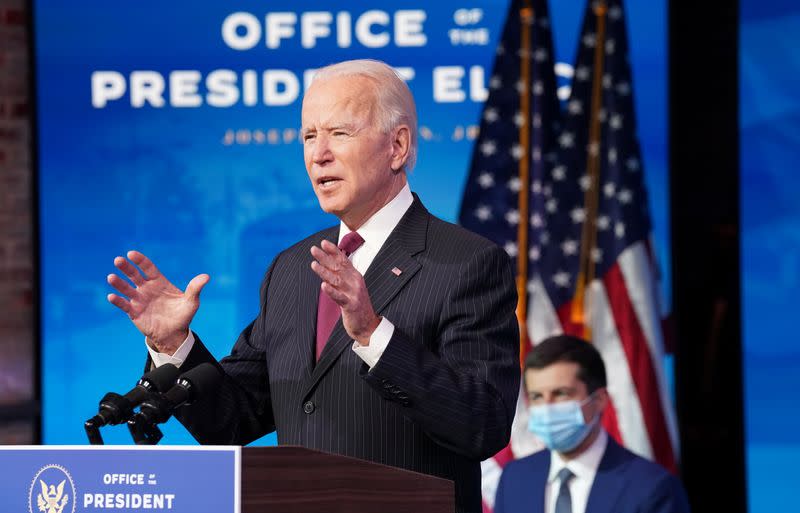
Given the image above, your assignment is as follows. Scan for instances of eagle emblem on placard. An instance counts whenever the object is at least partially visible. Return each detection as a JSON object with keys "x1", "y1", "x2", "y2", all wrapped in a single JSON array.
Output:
[
  {"x1": 28, "y1": 465, "x2": 76, "y2": 513},
  {"x1": 36, "y1": 479, "x2": 69, "y2": 513}
]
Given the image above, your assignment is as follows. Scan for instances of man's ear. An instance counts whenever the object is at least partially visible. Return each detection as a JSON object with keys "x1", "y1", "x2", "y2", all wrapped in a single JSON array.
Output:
[
  {"x1": 390, "y1": 125, "x2": 411, "y2": 171},
  {"x1": 594, "y1": 387, "x2": 610, "y2": 414}
]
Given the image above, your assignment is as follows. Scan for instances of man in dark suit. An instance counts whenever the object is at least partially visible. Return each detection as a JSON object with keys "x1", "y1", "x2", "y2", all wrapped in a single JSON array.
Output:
[
  {"x1": 494, "y1": 335, "x2": 690, "y2": 513},
  {"x1": 107, "y1": 59, "x2": 520, "y2": 513}
]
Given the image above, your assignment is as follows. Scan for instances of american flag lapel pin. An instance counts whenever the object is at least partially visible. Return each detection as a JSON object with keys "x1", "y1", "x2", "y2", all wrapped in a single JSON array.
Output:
[{"x1": 391, "y1": 267, "x2": 402, "y2": 276}]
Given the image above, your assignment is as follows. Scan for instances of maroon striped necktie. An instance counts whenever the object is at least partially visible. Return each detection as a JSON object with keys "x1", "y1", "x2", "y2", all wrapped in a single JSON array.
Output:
[{"x1": 315, "y1": 231, "x2": 364, "y2": 360}]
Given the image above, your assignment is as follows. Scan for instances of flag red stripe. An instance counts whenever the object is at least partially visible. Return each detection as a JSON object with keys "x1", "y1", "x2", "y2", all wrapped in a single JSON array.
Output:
[
  {"x1": 603, "y1": 263, "x2": 677, "y2": 473},
  {"x1": 492, "y1": 444, "x2": 516, "y2": 468},
  {"x1": 601, "y1": 395, "x2": 624, "y2": 445}
]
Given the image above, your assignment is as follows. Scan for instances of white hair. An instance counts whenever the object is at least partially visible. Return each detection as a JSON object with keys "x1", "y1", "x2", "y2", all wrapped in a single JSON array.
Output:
[{"x1": 309, "y1": 59, "x2": 418, "y2": 171}]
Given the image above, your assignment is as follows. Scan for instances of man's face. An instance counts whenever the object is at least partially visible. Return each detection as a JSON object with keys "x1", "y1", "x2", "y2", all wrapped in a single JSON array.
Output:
[
  {"x1": 524, "y1": 361, "x2": 605, "y2": 422},
  {"x1": 301, "y1": 75, "x2": 403, "y2": 228}
]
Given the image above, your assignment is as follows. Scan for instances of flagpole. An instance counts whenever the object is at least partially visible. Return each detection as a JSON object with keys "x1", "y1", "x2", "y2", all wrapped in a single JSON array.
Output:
[
  {"x1": 571, "y1": 0, "x2": 608, "y2": 341},
  {"x1": 516, "y1": 0, "x2": 534, "y2": 367}
]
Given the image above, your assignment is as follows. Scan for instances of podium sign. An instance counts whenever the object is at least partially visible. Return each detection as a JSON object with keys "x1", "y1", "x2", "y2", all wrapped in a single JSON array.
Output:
[{"x1": 0, "y1": 446, "x2": 240, "y2": 513}]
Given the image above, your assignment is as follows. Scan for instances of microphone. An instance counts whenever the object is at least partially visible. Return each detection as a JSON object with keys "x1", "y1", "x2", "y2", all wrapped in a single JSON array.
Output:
[
  {"x1": 127, "y1": 363, "x2": 221, "y2": 444},
  {"x1": 86, "y1": 363, "x2": 180, "y2": 427},
  {"x1": 84, "y1": 363, "x2": 180, "y2": 444}
]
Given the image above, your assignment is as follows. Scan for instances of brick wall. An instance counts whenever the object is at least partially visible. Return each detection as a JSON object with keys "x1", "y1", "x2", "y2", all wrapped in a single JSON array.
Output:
[{"x1": 0, "y1": 0, "x2": 35, "y2": 444}]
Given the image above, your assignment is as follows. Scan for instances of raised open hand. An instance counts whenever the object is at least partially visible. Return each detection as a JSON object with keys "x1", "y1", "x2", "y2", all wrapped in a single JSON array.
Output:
[
  {"x1": 107, "y1": 250, "x2": 209, "y2": 355},
  {"x1": 310, "y1": 240, "x2": 380, "y2": 345}
]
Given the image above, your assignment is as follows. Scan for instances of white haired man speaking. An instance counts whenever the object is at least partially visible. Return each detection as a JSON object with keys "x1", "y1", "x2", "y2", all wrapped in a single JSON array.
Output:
[{"x1": 107, "y1": 59, "x2": 520, "y2": 513}]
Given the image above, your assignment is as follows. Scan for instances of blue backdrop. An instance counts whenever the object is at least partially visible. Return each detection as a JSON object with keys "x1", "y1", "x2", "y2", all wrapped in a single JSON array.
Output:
[
  {"x1": 33, "y1": 0, "x2": 668, "y2": 449},
  {"x1": 740, "y1": 1, "x2": 800, "y2": 511}
]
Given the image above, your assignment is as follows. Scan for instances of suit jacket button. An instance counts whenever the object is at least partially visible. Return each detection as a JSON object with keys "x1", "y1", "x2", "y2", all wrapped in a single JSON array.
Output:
[{"x1": 303, "y1": 401, "x2": 315, "y2": 414}]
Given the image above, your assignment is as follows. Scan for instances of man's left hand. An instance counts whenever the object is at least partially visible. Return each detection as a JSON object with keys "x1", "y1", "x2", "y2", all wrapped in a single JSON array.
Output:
[{"x1": 310, "y1": 240, "x2": 380, "y2": 345}]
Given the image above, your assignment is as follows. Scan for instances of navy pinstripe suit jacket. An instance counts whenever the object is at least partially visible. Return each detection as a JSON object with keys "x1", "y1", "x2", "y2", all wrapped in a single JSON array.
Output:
[{"x1": 173, "y1": 195, "x2": 520, "y2": 512}]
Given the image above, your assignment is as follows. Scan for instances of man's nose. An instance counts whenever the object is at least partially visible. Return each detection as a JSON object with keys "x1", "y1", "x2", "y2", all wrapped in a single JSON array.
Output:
[{"x1": 311, "y1": 134, "x2": 333, "y2": 164}]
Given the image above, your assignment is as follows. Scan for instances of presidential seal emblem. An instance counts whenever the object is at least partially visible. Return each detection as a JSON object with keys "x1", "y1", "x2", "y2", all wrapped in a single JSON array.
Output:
[{"x1": 28, "y1": 464, "x2": 76, "y2": 513}]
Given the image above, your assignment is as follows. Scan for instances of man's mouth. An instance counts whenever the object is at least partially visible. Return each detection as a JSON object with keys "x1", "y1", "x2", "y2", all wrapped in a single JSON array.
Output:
[{"x1": 317, "y1": 176, "x2": 342, "y2": 189}]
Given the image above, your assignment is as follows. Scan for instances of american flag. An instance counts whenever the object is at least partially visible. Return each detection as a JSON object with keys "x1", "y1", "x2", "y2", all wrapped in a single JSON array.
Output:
[{"x1": 459, "y1": 0, "x2": 678, "y2": 510}]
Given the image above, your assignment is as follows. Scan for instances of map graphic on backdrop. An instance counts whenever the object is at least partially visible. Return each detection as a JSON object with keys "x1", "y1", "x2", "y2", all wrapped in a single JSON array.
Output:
[{"x1": 34, "y1": 0, "x2": 666, "y2": 446}]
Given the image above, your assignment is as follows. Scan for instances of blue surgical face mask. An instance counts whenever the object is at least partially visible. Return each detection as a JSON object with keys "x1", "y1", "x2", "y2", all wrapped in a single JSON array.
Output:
[{"x1": 527, "y1": 393, "x2": 599, "y2": 453}]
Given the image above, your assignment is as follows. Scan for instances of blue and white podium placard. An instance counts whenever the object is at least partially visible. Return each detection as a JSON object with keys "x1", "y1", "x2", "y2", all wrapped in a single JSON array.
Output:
[{"x1": 0, "y1": 446, "x2": 240, "y2": 512}]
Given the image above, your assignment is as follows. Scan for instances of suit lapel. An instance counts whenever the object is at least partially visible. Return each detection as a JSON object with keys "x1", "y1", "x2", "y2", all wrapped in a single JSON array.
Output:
[
  {"x1": 302, "y1": 196, "x2": 429, "y2": 398},
  {"x1": 362, "y1": 238, "x2": 421, "y2": 314},
  {"x1": 296, "y1": 226, "x2": 339, "y2": 373},
  {"x1": 585, "y1": 438, "x2": 630, "y2": 513}
]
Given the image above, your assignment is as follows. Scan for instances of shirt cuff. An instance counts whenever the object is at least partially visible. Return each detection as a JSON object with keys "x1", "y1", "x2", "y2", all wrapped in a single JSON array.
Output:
[
  {"x1": 146, "y1": 331, "x2": 195, "y2": 369},
  {"x1": 351, "y1": 317, "x2": 394, "y2": 368}
]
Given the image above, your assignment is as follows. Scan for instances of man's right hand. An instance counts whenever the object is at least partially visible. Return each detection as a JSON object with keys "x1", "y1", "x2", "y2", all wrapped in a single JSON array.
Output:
[{"x1": 107, "y1": 250, "x2": 209, "y2": 356}]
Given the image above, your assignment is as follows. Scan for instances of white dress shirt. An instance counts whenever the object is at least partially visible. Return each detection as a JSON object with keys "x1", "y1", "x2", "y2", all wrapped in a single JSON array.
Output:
[
  {"x1": 544, "y1": 429, "x2": 608, "y2": 513},
  {"x1": 148, "y1": 183, "x2": 414, "y2": 370}
]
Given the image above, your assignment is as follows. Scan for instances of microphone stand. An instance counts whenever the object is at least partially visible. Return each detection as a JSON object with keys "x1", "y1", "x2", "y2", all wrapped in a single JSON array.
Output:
[
  {"x1": 82, "y1": 364, "x2": 180, "y2": 445},
  {"x1": 127, "y1": 412, "x2": 163, "y2": 445},
  {"x1": 84, "y1": 416, "x2": 105, "y2": 445},
  {"x1": 126, "y1": 379, "x2": 176, "y2": 445}
]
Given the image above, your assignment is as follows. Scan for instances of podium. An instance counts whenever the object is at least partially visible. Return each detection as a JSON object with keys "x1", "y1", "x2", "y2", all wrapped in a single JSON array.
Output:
[
  {"x1": 243, "y1": 446, "x2": 453, "y2": 512},
  {"x1": 0, "y1": 445, "x2": 454, "y2": 513}
]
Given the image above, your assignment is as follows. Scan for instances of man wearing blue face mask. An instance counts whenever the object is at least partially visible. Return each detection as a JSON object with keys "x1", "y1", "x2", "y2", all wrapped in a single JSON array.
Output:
[{"x1": 494, "y1": 335, "x2": 690, "y2": 513}]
